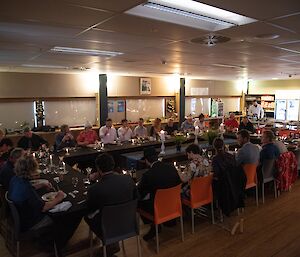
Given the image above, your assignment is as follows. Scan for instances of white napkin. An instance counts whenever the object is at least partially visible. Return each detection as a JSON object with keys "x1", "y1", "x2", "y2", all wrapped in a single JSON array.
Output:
[{"x1": 49, "y1": 201, "x2": 72, "y2": 213}]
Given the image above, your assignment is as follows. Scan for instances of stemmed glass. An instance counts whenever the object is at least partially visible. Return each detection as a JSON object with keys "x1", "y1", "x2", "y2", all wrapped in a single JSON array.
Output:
[
  {"x1": 202, "y1": 148, "x2": 207, "y2": 157},
  {"x1": 207, "y1": 151, "x2": 213, "y2": 160}
]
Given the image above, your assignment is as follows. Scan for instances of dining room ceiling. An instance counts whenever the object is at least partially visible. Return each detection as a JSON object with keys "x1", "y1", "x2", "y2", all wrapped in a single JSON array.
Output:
[{"x1": 0, "y1": 0, "x2": 300, "y2": 80}]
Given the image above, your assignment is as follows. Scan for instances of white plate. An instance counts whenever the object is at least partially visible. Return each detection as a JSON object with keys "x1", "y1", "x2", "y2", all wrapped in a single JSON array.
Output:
[
  {"x1": 42, "y1": 192, "x2": 67, "y2": 202},
  {"x1": 30, "y1": 179, "x2": 48, "y2": 186}
]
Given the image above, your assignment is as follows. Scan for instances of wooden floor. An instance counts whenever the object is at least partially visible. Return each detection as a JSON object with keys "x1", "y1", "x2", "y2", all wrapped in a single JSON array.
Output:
[{"x1": 1, "y1": 180, "x2": 300, "y2": 257}]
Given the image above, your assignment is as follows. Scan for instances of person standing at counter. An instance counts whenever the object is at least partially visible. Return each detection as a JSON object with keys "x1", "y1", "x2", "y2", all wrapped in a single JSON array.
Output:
[
  {"x1": 17, "y1": 127, "x2": 48, "y2": 151},
  {"x1": 149, "y1": 118, "x2": 162, "y2": 138},
  {"x1": 248, "y1": 100, "x2": 264, "y2": 119},
  {"x1": 164, "y1": 118, "x2": 178, "y2": 135},
  {"x1": 133, "y1": 118, "x2": 148, "y2": 138},
  {"x1": 77, "y1": 121, "x2": 98, "y2": 146},
  {"x1": 55, "y1": 124, "x2": 76, "y2": 150},
  {"x1": 118, "y1": 119, "x2": 133, "y2": 142},
  {"x1": 181, "y1": 114, "x2": 194, "y2": 132},
  {"x1": 238, "y1": 116, "x2": 255, "y2": 133},
  {"x1": 224, "y1": 113, "x2": 239, "y2": 132},
  {"x1": 99, "y1": 118, "x2": 117, "y2": 144}
]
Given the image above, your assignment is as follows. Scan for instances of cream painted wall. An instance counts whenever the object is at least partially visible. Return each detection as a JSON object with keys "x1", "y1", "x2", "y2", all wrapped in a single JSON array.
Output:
[
  {"x1": 107, "y1": 75, "x2": 176, "y2": 96},
  {"x1": 249, "y1": 79, "x2": 300, "y2": 94},
  {"x1": 185, "y1": 79, "x2": 244, "y2": 96},
  {"x1": 0, "y1": 72, "x2": 98, "y2": 98}
]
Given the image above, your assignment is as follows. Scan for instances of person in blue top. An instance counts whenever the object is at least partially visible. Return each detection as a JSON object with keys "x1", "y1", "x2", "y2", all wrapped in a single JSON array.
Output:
[
  {"x1": 55, "y1": 124, "x2": 76, "y2": 151},
  {"x1": 260, "y1": 130, "x2": 280, "y2": 165},
  {"x1": 181, "y1": 114, "x2": 194, "y2": 132}
]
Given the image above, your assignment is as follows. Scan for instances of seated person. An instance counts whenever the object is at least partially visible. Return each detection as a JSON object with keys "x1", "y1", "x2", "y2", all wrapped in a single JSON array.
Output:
[
  {"x1": 164, "y1": 118, "x2": 178, "y2": 135},
  {"x1": 181, "y1": 114, "x2": 194, "y2": 132},
  {"x1": 178, "y1": 144, "x2": 209, "y2": 197},
  {"x1": 239, "y1": 116, "x2": 255, "y2": 133},
  {"x1": 8, "y1": 155, "x2": 65, "y2": 232},
  {"x1": 133, "y1": 118, "x2": 148, "y2": 138},
  {"x1": 17, "y1": 127, "x2": 48, "y2": 151},
  {"x1": 0, "y1": 148, "x2": 24, "y2": 191},
  {"x1": 236, "y1": 130, "x2": 260, "y2": 166},
  {"x1": 138, "y1": 147, "x2": 181, "y2": 241},
  {"x1": 260, "y1": 130, "x2": 280, "y2": 166},
  {"x1": 149, "y1": 118, "x2": 162, "y2": 138},
  {"x1": 0, "y1": 128, "x2": 5, "y2": 141},
  {"x1": 85, "y1": 153, "x2": 136, "y2": 256},
  {"x1": 77, "y1": 121, "x2": 98, "y2": 146},
  {"x1": 99, "y1": 118, "x2": 117, "y2": 144},
  {"x1": 194, "y1": 113, "x2": 206, "y2": 130},
  {"x1": 118, "y1": 119, "x2": 133, "y2": 142},
  {"x1": 0, "y1": 138, "x2": 14, "y2": 167},
  {"x1": 224, "y1": 113, "x2": 239, "y2": 132},
  {"x1": 55, "y1": 124, "x2": 76, "y2": 150}
]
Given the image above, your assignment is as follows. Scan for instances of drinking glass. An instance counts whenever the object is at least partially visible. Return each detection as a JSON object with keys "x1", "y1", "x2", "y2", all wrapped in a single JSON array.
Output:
[{"x1": 207, "y1": 151, "x2": 213, "y2": 159}]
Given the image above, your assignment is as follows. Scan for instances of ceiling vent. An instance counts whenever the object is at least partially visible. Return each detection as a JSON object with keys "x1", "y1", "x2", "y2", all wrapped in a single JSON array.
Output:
[{"x1": 190, "y1": 34, "x2": 230, "y2": 46}]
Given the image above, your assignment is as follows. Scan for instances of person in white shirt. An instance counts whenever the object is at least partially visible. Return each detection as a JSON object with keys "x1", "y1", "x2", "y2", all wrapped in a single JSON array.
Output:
[
  {"x1": 248, "y1": 100, "x2": 264, "y2": 119},
  {"x1": 99, "y1": 118, "x2": 117, "y2": 144},
  {"x1": 133, "y1": 118, "x2": 148, "y2": 138},
  {"x1": 193, "y1": 113, "x2": 206, "y2": 130},
  {"x1": 118, "y1": 119, "x2": 133, "y2": 142}
]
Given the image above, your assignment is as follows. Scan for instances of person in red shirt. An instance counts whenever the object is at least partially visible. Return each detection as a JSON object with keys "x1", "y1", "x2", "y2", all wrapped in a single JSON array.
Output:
[
  {"x1": 224, "y1": 113, "x2": 239, "y2": 132},
  {"x1": 77, "y1": 121, "x2": 98, "y2": 146}
]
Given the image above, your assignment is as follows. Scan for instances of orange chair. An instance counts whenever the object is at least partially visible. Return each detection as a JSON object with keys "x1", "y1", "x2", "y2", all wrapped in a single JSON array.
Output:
[
  {"x1": 243, "y1": 164, "x2": 258, "y2": 206},
  {"x1": 182, "y1": 175, "x2": 214, "y2": 233},
  {"x1": 138, "y1": 184, "x2": 184, "y2": 253}
]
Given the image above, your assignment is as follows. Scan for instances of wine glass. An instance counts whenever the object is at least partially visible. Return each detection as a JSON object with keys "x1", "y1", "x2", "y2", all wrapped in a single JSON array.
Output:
[
  {"x1": 207, "y1": 151, "x2": 213, "y2": 160},
  {"x1": 72, "y1": 177, "x2": 78, "y2": 188},
  {"x1": 202, "y1": 148, "x2": 207, "y2": 157}
]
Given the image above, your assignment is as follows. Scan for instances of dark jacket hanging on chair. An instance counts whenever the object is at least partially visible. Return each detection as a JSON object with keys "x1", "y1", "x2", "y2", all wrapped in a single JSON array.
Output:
[{"x1": 212, "y1": 152, "x2": 247, "y2": 216}]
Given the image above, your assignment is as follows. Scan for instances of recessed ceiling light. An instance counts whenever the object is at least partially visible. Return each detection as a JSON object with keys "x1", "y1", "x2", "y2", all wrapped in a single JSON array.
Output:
[
  {"x1": 49, "y1": 47, "x2": 123, "y2": 57},
  {"x1": 272, "y1": 77, "x2": 279, "y2": 80},
  {"x1": 126, "y1": 0, "x2": 257, "y2": 31}
]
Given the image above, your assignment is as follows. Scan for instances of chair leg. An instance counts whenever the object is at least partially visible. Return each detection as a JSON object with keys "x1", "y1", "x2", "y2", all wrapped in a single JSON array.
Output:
[
  {"x1": 155, "y1": 224, "x2": 159, "y2": 254},
  {"x1": 89, "y1": 230, "x2": 93, "y2": 257},
  {"x1": 219, "y1": 209, "x2": 224, "y2": 223},
  {"x1": 262, "y1": 183, "x2": 265, "y2": 204},
  {"x1": 16, "y1": 241, "x2": 20, "y2": 257},
  {"x1": 54, "y1": 241, "x2": 59, "y2": 257},
  {"x1": 180, "y1": 216, "x2": 184, "y2": 242},
  {"x1": 211, "y1": 202, "x2": 215, "y2": 224},
  {"x1": 191, "y1": 208, "x2": 195, "y2": 234},
  {"x1": 103, "y1": 245, "x2": 107, "y2": 257},
  {"x1": 121, "y1": 240, "x2": 125, "y2": 253},
  {"x1": 273, "y1": 180, "x2": 277, "y2": 198},
  {"x1": 255, "y1": 184, "x2": 259, "y2": 206},
  {"x1": 137, "y1": 235, "x2": 142, "y2": 257}
]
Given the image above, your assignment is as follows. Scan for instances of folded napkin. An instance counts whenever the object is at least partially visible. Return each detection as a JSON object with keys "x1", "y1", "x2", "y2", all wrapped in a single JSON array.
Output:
[{"x1": 49, "y1": 201, "x2": 72, "y2": 213}]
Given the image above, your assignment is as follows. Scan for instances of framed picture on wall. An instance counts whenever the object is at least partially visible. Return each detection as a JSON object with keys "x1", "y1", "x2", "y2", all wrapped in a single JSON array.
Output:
[{"x1": 140, "y1": 78, "x2": 151, "y2": 95}]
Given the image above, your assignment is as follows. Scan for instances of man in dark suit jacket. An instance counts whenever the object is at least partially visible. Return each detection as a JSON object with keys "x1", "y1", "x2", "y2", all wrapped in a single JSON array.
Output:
[
  {"x1": 17, "y1": 127, "x2": 48, "y2": 151},
  {"x1": 138, "y1": 147, "x2": 181, "y2": 241},
  {"x1": 85, "y1": 153, "x2": 136, "y2": 256}
]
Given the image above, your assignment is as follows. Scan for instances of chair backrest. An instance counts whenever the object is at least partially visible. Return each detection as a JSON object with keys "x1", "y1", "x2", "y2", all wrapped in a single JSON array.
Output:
[
  {"x1": 5, "y1": 192, "x2": 21, "y2": 240},
  {"x1": 154, "y1": 184, "x2": 182, "y2": 224},
  {"x1": 262, "y1": 159, "x2": 276, "y2": 180},
  {"x1": 101, "y1": 199, "x2": 139, "y2": 245},
  {"x1": 190, "y1": 175, "x2": 213, "y2": 209},
  {"x1": 242, "y1": 163, "x2": 258, "y2": 187}
]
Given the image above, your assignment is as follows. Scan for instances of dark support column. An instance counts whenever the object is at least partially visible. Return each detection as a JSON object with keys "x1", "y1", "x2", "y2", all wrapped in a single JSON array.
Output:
[
  {"x1": 179, "y1": 77, "x2": 185, "y2": 125},
  {"x1": 99, "y1": 74, "x2": 108, "y2": 126}
]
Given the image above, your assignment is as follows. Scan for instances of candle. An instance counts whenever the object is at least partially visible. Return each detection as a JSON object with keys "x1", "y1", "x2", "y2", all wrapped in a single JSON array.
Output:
[
  {"x1": 195, "y1": 126, "x2": 199, "y2": 135},
  {"x1": 62, "y1": 161, "x2": 66, "y2": 172},
  {"x1": 160, "y1": 130, "x2": 165, "y2": 141},
  {"x1": 66, "y1": 148, "x2": 69, "y2": 154},
  {"x1": 174, "y1": 161, "x2": 177, "y2": 167},
  {"x1": 32, "y1": 152, "x2": 36, "y2": 158},
  {"x1": 50, "y1": 155, "x2": 53, "y2": 165}
]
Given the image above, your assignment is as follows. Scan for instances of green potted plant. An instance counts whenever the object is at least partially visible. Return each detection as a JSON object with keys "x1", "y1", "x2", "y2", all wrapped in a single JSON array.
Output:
[
  {"x1": 174, "y1": 133, "x2": 186, "y2": 152},
  {"x1": 204, "y1": 130, "x2": 219, "y2": 145}
]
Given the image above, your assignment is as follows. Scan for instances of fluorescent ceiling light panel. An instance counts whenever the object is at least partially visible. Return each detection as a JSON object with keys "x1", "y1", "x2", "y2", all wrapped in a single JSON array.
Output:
[
  {"x1": 21, "y1": 64, "x2": 69, "y2": 69},
  {"x1": 126, "y1": 0, "x2": 257, "y2": 31},
  {"x1": 50, "y1": 47, "x2": 123, "y2": 57}
]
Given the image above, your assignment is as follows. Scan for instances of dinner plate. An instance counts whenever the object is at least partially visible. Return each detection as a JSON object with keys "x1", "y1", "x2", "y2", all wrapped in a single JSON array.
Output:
[
  {"x1": 42, "y1": 192, "x2": 67, "y2": 202},
  {"x1": 30, "y1": 179, "x2": 48, "y2": 186}
]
